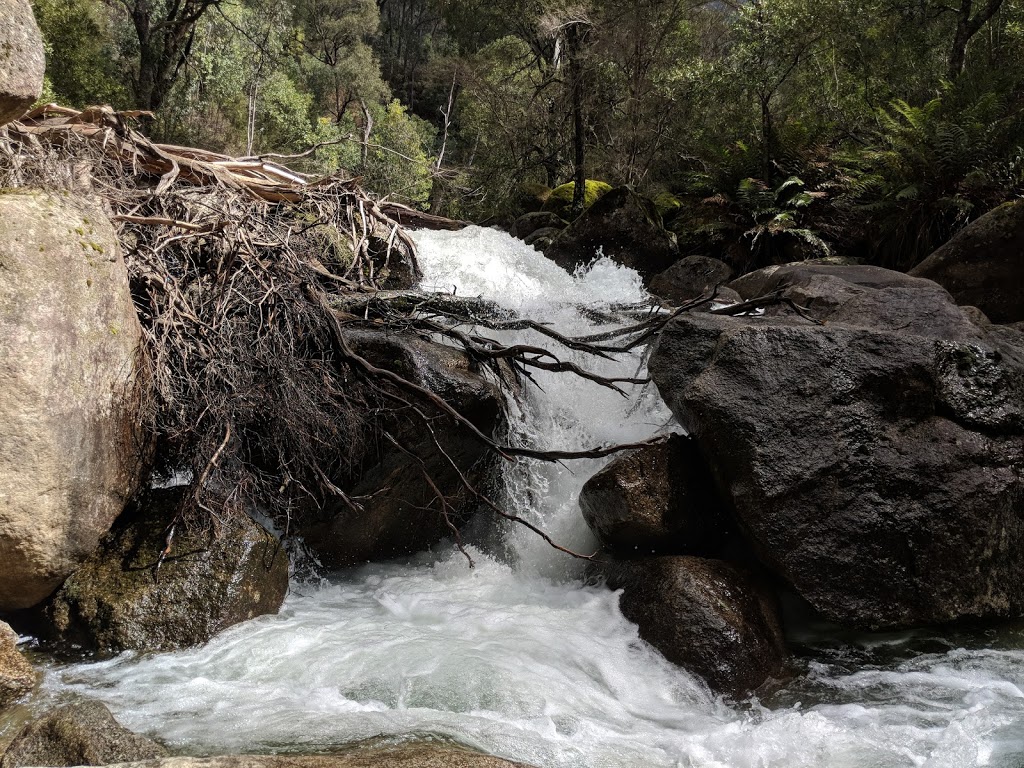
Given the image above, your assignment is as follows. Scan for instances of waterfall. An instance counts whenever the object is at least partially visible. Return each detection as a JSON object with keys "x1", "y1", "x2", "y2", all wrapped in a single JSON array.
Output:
[{"x1": 34, "y1": 227, "x2": 1024, "y2": 768}]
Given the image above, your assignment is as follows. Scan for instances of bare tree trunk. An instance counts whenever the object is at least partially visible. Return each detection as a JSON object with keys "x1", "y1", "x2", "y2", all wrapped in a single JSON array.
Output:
[{"x1": 948, "y1": 0, "x2": 1005, "y2": 80}]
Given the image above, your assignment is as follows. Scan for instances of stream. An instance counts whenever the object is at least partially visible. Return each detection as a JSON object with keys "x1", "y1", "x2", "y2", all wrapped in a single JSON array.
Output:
[{"x1": 13, "y1": 227, "x2": 1024, "y2": 767}]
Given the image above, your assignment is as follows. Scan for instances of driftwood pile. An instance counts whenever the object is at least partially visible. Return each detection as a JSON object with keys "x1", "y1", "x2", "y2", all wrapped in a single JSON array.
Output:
[{"x1": 0, "y1": 105, "x2": 682, "y2": 561}]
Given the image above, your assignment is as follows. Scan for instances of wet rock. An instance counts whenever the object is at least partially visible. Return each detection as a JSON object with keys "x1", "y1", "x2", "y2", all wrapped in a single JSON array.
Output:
[
  {"x1": 0, "y1": 701, "x2": 167, "y2": 768},
  {"x1": 648, "y1": 256, "x2": 734, "y2": 305},
  {"x1": 650, "y1": 264, "x2": 1024, "y2": 629},
  {"x1": 523, "y1": 226, "x2": 562, "y2": 250},
  {"x1": 0, "y1": 193, "x2": 147, "y2": 611},
  {"x1": 511, "y1": 212, "x2": 567, "y2": 240},
  {"x1": 544, "y1": 187, "x2": 678, "y2": 282},
  {"x1": 0, "y1": 0, "x2": 45, "y2": 126},
  {"x1": 299, "y1": 329, "x2": 505, "y2": 568},
  {"x1": 46, "y1": 488, "x2": 288, "y2": 654},
  {"x1": 74, "y1": 746, "x2": 533, "y2": 768},
  {"x1": 910, "y1": 200, "x2": 1024, "y2": 323},
  {"x1": 599, "y1": 556, "x2": 786, "y2": 698},
  {"x1": 578, "y1": 435, "x2": 727, "y2": 556},
  {"x1": 0, "y1": 623, "x2": 34, "y2": 711}
]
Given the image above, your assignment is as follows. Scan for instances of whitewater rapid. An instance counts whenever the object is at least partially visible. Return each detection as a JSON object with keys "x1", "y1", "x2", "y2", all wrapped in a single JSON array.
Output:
[{"x1": 19, "y1": 227, "x2": 1024, "y2": 767}]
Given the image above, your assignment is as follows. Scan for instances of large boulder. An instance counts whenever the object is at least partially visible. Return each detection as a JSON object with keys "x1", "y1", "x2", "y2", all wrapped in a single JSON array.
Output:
[
  {"x1": 0, "y1": 622, "x2": 34, "y2": 711},
  {"x1": 0, "y1": 702, "x2": 167, "y2": 768},
  {"x1": 46, "y1": 488, "x2": 288, "y2": 654},
  {"x1": 511, "y1": 212, "x2": 566, "y2": 240},
  {"x1": 299, "y1": 329, "x2": 505, "y2": 568},
  {"x1": 598, "y1": 556, "x2": 786, "y2": 698},
  {"x1": 54, "y1": 746, "x2": 533, "y2": 768},
  {"x1": 0, "y1": 193, "x2": 147, "y2": 611},
  {"x1": 910, "y1": 200, "x2": 1024, "y2": 323},
  {"x1": 578, "y1": 435, "x2": 727, "y2": 556},
  {"x1": 648, "y1": 255, "x2": 734, "y2": 305},
  {"x1": 544, "y1": 187, "x2": 678, "y2": 282},
  {"x1": 650, "y1": 263, "x2": 1024, "y2": 629},
  {"x1": 0, "y1": 0, "x2": 45, "y2": 126}
]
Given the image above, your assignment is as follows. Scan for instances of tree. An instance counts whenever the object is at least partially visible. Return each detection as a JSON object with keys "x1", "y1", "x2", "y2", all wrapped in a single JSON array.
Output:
[
  {"x1": 948, "y1": 0, "x2": 1006, "y2": 79},
  {"x1": 102, "y1": 0, "x2": 225, "y2": 111}
]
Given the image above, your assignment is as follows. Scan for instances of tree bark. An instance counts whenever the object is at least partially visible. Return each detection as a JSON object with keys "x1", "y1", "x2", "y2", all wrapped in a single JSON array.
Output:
[{"x1": 948, "y1": 0, "x2": 1005, "y2": 80}]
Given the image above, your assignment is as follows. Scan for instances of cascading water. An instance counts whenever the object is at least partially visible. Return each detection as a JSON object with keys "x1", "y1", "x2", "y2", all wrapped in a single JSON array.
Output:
[{"x1": 21, "y1": 227, "x2": 1024, "y2": 767}]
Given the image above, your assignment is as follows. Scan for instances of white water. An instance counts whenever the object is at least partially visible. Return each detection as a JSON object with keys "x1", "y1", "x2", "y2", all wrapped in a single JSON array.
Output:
[{"x1": 27, "y1": 227, "x2": 1024, "y2": 767}]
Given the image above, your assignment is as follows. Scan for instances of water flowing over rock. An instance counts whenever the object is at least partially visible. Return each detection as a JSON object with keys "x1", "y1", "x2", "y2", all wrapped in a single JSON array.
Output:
[
  {"x1": 46, "y1": 488, "x2": 288, "y2": 654},
  {"x1": 544, "y1": 187, "x2": 677, "y2": 282},
  {"x1": 598, "y1": 556, "x2": 787, "y2": 697},
  {"x1": 578, "y1": 435, "x2": 727, "y2": 556},
  {"x1": 298, "y1": 329, "x2": 505, "y2": 568},
  {"x1": 0, "y1": 702, "x2": 168, "y2": 768},
  {"x1": 68, "y1": 747, "x2": 533, "y2": 768},
  {"x1": 0, "y1": 193, "x2": 147, "y2": 611},
  {"x1": 0, "y1": 622, "x2": 34, "y2": 711},
  {"x1": 0, "y1": 0, "x2": 44, "y2": 126},
  {"x1": 910, "y1": 200, "x2": 1024, "y2": 323},
  {"x1": 651, "y1": 263, "x2": 1024, "y2": 629}
]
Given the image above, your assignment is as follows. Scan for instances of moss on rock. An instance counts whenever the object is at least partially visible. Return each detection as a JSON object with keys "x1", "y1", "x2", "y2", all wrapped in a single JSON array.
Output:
[{"x1": 46, "y1": 488, "x2": 288, "y2": 655}]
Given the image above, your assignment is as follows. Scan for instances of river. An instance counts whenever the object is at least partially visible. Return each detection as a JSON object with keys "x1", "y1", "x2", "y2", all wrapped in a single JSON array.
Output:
[{"x1": 18, "y1": 227, "x2": 1024, "y2": 767}]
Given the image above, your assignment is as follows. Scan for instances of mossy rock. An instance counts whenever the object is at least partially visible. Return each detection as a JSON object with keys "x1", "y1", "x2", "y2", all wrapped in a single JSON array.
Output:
[
  {"x1": 542, "y1": 180, "x2": 613, "y2": 217},
  {"x1": 45, "y1": 488, "x2": 289, "y2": 655},
  {"x1": 653, "y1": 192, "x2": 683, "y2": 223},
  {"x1": 515, "y1": 182, "x2": 553, "y2": 214}
]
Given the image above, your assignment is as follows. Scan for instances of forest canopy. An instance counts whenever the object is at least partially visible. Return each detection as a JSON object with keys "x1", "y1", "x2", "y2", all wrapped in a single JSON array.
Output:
[{"x1": 32, "y1": 0, "x2": 1024, "y2": 266}]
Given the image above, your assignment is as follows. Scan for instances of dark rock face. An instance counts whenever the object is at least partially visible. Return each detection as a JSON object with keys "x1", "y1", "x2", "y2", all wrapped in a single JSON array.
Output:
[
  {"x1": 599, "y1": 556, "x2": 786, "y2": 698},
  {"x1": 648, "y1": 256, "x2": 734, "y2": 305},
  {"x1": 299, "y1": 329, "x2": 504, "y2": 568},
  {"x1": 523, "y1": 226, "x2": 561, "y2": 250},
  {"x1": 0, "y1": 0, "x2": 45, "y2": 126},
  {"x1": 578, "y1": 435, "x2": 726, "y2": 556},
  {"x1": 511, "y1": 211, "x2": 567, "y2": 240},
  {"x1": 910, "y1": 200, "x2": 1024, "y2": 323},
  {"x1": 650, "y1": 264, "x2": 1024, "y2": 629},
  {"x1": 46, "y1": 488, "x2": 289, "y2": 654},
  {"x1": 0, "y1": 622, "x2": 34, "y2": 710},
  {"x1": 544, "y1": 187, "x2": 678, "y2": 282},
  {"x1": 0, "y1": 701, "x2": 168, "y2": 768}
]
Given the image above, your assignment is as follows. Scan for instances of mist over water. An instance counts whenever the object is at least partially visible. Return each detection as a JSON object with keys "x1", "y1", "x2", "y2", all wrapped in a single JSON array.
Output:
[{"x1": 32, "y1": 227, "x2": 1024, "y2": 767}]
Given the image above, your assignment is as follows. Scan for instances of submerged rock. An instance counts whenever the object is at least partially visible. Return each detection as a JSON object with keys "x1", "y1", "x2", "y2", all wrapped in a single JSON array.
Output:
[
  {"x1": 544, "y1": 187, "x2": 678, "y2": 282},
  {"x1": 651, "y1": 263, "x2": 1024, "y2": 629},
  {"x1": 66, "y1": 746, "x2": 532, "y2": 768},
  {"x1": 0, "y1": 193, "x2": 147, "y2": 612},
  {"x1": 0, "y1": 702, "x2": 167, "y2": 768},
  {"x1": 910, "y1": 200, "x2": 1024, "y2": 323},
  {"x1": 648, "y1": 255, "x2": 734, "y2": 305},
  {"x1": 599, "y1": 556, "x2": 787, "y2": 698},
  {"x1": 578, "y1": 435, "x2": 726, "y2": 556},
  {"x1": 0, "y1": 623, "x2": 34, "y2": 711},
  {"x1": 0, "y1": 0, "x2": 45, "y2": 126},
  {"x1": 299, "y1": 329, "x2": 505, "y2": 568},
  {"x1": 46, "y1": 488, "x2": 288, "y2": 654}
]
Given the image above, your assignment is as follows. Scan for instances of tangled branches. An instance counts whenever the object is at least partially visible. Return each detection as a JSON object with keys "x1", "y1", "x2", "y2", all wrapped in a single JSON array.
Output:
[{"x1": 0, "y1": 104, "x2": 690, "y2": 563}]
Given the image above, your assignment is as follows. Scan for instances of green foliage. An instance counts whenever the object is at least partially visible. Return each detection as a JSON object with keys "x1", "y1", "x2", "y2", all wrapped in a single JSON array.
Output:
[
  {"x1": 361, "y1": 101, "x2": 436, "y2": 207},
  {"x1": 834, "y1": 90, "x2": 1024, "y2": 268},
  {"x1": 32, "y1": 0, "x2": 128, "y2": 107}
]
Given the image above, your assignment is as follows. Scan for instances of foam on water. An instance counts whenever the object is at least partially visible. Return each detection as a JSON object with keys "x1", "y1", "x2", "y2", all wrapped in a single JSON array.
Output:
[{"x1": 30, "y1": 226, "x2": 1024, "y2": 767}]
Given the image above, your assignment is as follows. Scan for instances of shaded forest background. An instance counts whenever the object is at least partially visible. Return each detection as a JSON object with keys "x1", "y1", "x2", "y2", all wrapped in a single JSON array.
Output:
[{"x1": 33, "y1": 0, "x2": 1024, "y2": 270}]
